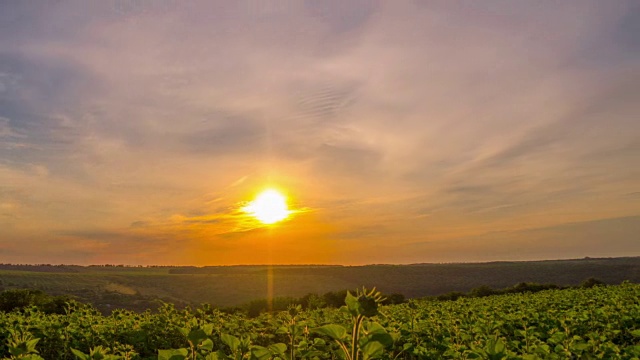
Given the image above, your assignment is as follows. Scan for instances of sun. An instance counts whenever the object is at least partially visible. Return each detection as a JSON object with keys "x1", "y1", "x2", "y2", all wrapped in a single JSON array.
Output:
[{"x1": 242, "y1": 189, "x2": 291, "y2": 224}]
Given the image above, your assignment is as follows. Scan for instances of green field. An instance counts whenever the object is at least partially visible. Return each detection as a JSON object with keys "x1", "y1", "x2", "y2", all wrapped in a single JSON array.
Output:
[
  {"x1": 0, "y1": 257, "x2": 637, "y2": 312},
  {"x1": 0, "y1": 283, "x2": 638, "y2": 359}
]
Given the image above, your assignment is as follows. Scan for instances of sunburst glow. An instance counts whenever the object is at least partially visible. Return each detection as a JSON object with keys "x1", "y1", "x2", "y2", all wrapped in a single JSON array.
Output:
[{"x1": 243, "y1": 189, "x2": 290, "y2": 224}]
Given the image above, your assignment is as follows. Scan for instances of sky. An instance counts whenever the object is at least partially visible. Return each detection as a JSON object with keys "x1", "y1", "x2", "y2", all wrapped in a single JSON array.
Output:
[{"x1": 0, "y1": 1, "x2": 639, "y2": 266}]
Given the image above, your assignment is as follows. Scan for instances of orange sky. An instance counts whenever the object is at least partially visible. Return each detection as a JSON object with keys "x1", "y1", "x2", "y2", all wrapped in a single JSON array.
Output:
[{"x1": 1, "y1": 1, "x2": 639, "y2": 265}]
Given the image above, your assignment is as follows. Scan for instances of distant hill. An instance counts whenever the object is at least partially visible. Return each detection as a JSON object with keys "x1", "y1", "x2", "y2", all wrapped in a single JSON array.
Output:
[{"x1": 0, "y1": 257, "x2": 637, "y2": 312}]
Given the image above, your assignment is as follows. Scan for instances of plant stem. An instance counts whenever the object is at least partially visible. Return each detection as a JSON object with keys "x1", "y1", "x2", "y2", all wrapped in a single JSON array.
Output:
[{"x1": 351, "y1": 315, "x2": 364, "y2": 360}]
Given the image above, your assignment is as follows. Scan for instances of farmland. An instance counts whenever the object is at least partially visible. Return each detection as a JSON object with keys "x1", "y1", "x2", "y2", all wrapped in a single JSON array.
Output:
[
  {"x1": 0, "y1": 257, "x2": 637, "y2": 312},
  {"x1": 0, "y1": 283, "x2": 638, "y2": 359}
]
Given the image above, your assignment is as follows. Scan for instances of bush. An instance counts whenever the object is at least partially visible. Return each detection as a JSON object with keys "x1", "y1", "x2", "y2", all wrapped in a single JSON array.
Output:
[
  {"x1": 382, "y1": 293, "x2": 406, "y2": 305},
  {"x1": 0, "y1": 289, "x2": 77, "y2": 314},
  {"x1": 437, "y1": 291, "x2": 466, "y2": 301},
  {"x1": 469, "y1": 285, "x2": 497, "y2": 298},
  {"x1": 322, "y1": 290, "x2": 348, "y2": 308},
  {"x1": 299, "y1": 293, "x2": 326, "y2": 309},
  {"x1": 507, "y1": 282, "x2": 559, "y2": 294},
  {"x1": 581, "y1": 277, "x2": 605, "y2": 288}
]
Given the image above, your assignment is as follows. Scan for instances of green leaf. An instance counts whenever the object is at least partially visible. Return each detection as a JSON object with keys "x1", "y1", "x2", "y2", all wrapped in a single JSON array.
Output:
[
  {"x1": 88, "y1": 345, "x2": 110, "y2": 359},
  {"x1": 19, "y1": 355, "x2": 45, "y2": 360},
  {"x1": 367, "y1": 332, "x2": 394, "y2": 348},
  {"x1": 268, "y1": 343, "x2": 287, "y2": 355},
  {"x1": 485, "y1": 338, "x2": 506, "y2": 357},
  {"x1": 188, "y1": 329, "x2": 208, "y2": 345},
  {"x1": 298, "y1": 350, "x2": 325, "y2": 358},
  {"x1": 8, "y1": 345, "x2": 26, "y2": 357},
  {"x1": 360, "y1": 341, "x2": 385, "y2": 360},
  {"x1": 202, "y1": 324, "x2": 214, "y2": 336},
  {"x1": 221, "y1": 333, "x2": 241, "y2": 352},
  {"x1": 360, "y1": 322, "x2": 393, "y2": 349},
  {"x1": 158, "y1": 348, "x2": 189, "y2": 360},
  {"x1": 571, "y1": 342, "x2": 590, "y2": 352},
  {"x1": 200, "y1": 338, "x2": 214, "y2": 352},
  {"x1": 71, "y1": 348, "x2": 90, "y2": 360},
  {"x1": 249, "y1": 346, "x2": 271, "y2": 360},
  {"x1": 549, "y1": 332, "x2": 566, "y2": 344},
  {"x1": 312, "y1": 324, "x2": 348, "y2": 341},
  {"x1": 345, "y1": 291, "x2": 360, "y2": 317},
  {"x1": 25, "y1": 338, "x2": 40, "y2": 353},
  {"x1": 363, "y1": 322, "x2": 386, "y2": 335},
  {"x1": 240, "y1": 335, "x2": 252, "y2": 351},
  {"x1": 204, "y1": 352, "x2": 222, "y2": 360}
]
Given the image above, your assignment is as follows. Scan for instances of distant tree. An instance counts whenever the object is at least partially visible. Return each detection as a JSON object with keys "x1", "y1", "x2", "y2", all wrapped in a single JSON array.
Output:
[
  {"x1": 300, "y1": 293, "x2": 326, "y2": 310},
  {"x1": 0, "y1": 289, "x2": 47, "y2": 312},
  {"x1": 469, "y1": 285, "x2": 497, "y2": 298},
  {"x1": 244, "y1": 298, "x2": 268, "y2": 317},
  {"x1": 40, "y1": 295, "x2": 77, "y2": 314},
  {"x1": 581, "y1": 277, "x2": 605, "y2": 288},
  {"x1": 437, "y1": 291, "x2": 466, "y2": 301},
  {"x1": 0, "y1": 289, "x2": 76, "y2": 314},
  {"x1": 382, "y1": 293, "x2": 406, "y2": 305},
  {"x1": 242, "y1": 296, "x2": 298, "y2": 317},
  {"x1": 322, "y1": 290, "x2": 348, "y2": 308},
  {"x1": 271, "y1": 296, "x2": 297, "y2": 313},
  {"x1": 507, "y1": 282, "x2": 558, "y2": 294}
]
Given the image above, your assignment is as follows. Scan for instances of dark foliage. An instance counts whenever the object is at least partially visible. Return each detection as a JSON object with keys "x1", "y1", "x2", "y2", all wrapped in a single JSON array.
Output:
[
  {"x1": 0, "y1": 289, "x2": 76, "y2": 314},
  {"x1": 581, "y1": 277, "x2": 605, "y2": 288}
]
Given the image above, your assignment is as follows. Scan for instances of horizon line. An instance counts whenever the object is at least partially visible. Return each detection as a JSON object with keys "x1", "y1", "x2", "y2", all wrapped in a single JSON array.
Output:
[{"x1": 0, "y1": 255, "x2": 638, "y2": 268}]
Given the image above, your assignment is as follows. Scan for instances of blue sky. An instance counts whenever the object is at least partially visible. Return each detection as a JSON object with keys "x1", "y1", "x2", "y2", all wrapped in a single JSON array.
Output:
[{"x1": 0, "y1": 1, "x2": 639, "y2": 265}]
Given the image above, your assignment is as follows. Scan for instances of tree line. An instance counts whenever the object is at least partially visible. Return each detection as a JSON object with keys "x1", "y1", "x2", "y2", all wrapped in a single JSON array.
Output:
[{"x1": 0, "y1": 277, "x2": 609, "y2": 316}]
